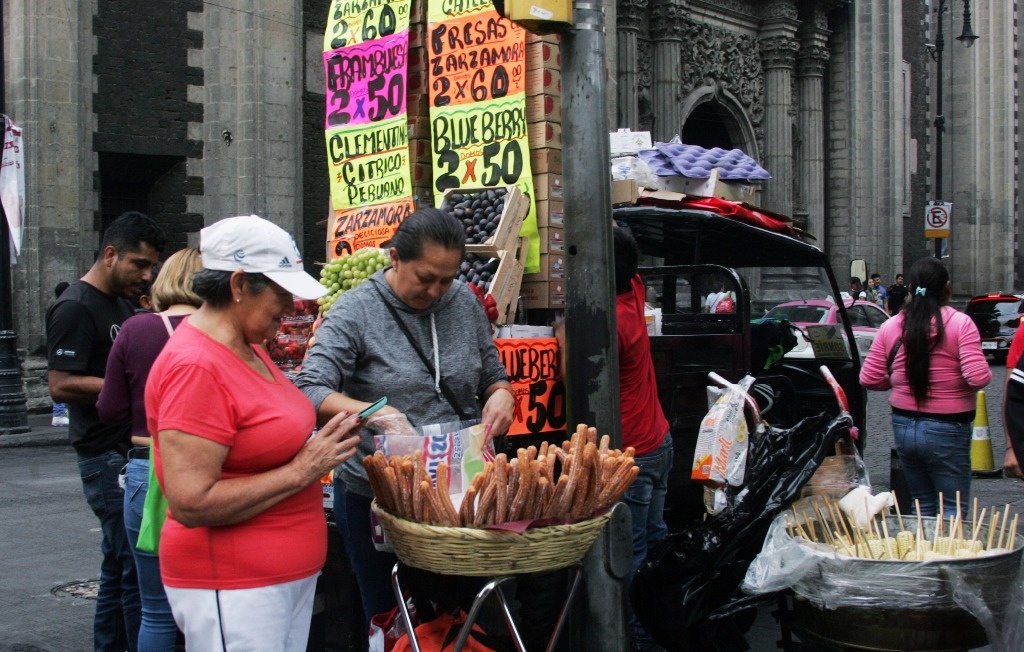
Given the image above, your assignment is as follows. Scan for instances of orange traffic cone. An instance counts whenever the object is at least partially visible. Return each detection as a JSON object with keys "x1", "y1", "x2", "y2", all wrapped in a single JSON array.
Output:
[{"x1": 971, "y1": 391, "x2": 999, "y2": 477}]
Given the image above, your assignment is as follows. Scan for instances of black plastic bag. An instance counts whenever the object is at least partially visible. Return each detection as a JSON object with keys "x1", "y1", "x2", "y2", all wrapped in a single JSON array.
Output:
[{"x1": 632, "y1": 411, "x2": 852, "y2": 651}]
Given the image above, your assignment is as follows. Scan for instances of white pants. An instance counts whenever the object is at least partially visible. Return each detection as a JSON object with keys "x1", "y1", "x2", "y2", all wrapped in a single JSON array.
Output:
[{"x1": 165, "y1": 573, "x2": 318, "y2": 652}]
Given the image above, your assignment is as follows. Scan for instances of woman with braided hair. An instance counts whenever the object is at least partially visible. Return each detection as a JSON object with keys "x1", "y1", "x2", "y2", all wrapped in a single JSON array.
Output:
[{"x1": 859, "y1": 257, "x2": 991, "y2": 518}]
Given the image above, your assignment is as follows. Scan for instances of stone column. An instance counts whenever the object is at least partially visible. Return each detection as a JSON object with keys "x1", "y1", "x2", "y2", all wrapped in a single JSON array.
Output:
[
  {"x1": 796, "y1": 12, "x2": 830, "y2": 240},
  {"x1": 616, "y1": 0, "x2": 647, "y2": 129},
  {"x1": 650, "y1": 0, "x2": 685, "y2": 141},
  {"x1": 6, "y1": 0, "x2": 99, "y2": 351},
  {"x1": 758, "y1": 2, "x2": 799, "y2": 216},
  {"x1": 189, "y1": 3, "x2": 304, "y2": 235}
]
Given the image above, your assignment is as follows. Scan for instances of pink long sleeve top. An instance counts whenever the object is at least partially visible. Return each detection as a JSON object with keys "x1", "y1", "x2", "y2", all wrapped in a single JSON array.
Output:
[{"x1": 859, "y1": 306, "x2": 991, "y2": 414}]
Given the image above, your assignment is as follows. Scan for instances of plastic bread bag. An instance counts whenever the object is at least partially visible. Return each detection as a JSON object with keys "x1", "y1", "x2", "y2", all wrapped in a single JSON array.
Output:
[
  {"x1": 691, "y1": 374, "x2": 756, "y2": 488},
  {"x1": 369, "y1": 418, "x2": 493, "y2": 502}
]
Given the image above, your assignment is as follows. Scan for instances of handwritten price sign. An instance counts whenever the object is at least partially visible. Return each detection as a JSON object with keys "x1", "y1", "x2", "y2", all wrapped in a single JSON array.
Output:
[
  {"x1": 496, "y1": 338, "x2": 566, "y2": 436},
  {"x1": 325, "y1": 33, "x2": 409, "y2": 128},
  {"x1": 427, "y1": 16, "x2": 526, "y2": 108},
  {"x1": 430, "y1": 97, "x2": 529, "y2": 192},
  {"x1": 329, "y1": 199, "x2": 414, "y2": 259},
  {"x1": 427, "y1": 0, "x2": 540, "y2": 274},
  {"x1": 324, "y1": 0, "x2": 411, "y2": 50},
  {"x1": 327, "y1": 116, "x2": 412, "y2": 210}
]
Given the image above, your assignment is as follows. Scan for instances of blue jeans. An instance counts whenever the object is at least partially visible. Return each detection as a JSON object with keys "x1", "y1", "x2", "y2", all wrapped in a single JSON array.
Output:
[
  {"x1": 124, "y1": 451, "x2": 177, "y2": 651},
  {"x1": 892, "y1": 413, "x2": 971, "y2": 518},
  {"x1": 333, "y1": 485, "x2": 398, "y2": 632},
  {"x1": 79, "y1": 450, "x2": 141, "y2": 652},
  {"x1": 623, "y1": 432, "x2": 673, "y2": 649}
]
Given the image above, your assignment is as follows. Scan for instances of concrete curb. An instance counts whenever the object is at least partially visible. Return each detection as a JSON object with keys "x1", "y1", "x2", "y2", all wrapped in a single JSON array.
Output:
[{"x1": 0, "y1": 414, "x2": 71, "y2": 448}]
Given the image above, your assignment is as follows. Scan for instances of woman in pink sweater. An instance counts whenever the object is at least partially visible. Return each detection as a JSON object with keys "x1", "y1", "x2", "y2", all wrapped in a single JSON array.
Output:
[{"x1": 860, "y1": 257, "x2": 991, "y2": 517}]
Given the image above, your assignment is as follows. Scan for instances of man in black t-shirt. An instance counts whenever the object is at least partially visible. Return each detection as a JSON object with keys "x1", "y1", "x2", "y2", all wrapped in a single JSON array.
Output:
[
  {"x1": 46, "y1": 212, "x2": 164, "y2": 652},
  {"x1": 886, "y1": 273, "x2": 909, "y2": 314}
]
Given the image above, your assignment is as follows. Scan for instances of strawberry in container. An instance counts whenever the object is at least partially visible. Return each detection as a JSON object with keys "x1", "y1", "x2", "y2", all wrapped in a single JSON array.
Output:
[
  {"x1": 459, "y1": 254, "x2": 501, "y2": 323},
  {"x1": 268, "y1": 299, "x2": 319, "y2": 371}
]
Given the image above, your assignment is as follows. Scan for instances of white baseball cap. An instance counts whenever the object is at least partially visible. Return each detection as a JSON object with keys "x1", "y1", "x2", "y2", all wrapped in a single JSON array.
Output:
[{"x1": 200, "y1": 215, "x2": 327, "y2": 300}]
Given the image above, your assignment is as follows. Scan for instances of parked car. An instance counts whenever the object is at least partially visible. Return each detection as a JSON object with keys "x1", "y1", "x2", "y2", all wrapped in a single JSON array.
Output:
[
  {"x1": 763, "y1": 298, "x2": 890, "y2": 359},
  {"x1": 964, "y1": 293, "x2": 1024, "y2": 363}
]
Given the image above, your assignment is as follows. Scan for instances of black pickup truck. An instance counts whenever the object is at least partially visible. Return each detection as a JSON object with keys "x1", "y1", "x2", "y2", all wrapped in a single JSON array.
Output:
[{"x1": 614, "y1": 204, "x2": 866, "y2": 529}]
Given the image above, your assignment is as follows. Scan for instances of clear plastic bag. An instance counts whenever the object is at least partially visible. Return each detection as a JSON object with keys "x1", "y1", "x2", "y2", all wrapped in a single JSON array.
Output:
[{"x1": 369, "y1": 418, "x2": 492, "y2": 498}]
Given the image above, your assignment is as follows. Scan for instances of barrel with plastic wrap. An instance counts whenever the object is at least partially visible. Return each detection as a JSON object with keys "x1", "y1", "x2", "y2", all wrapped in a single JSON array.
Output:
[{"x1": 748, "y1": 513, "x2": 1023, "y2": 651}]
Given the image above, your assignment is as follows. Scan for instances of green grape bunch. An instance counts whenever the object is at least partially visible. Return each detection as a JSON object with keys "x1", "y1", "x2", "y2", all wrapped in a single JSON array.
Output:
[{"x1": 317, "y1": 247, "x2": 390, "y2": 315}]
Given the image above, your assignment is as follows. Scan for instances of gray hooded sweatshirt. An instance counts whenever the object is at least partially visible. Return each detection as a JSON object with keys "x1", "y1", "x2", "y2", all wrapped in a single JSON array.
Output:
[{"x1": 294, "y1": 270, "x2": 508, "y2": 498}]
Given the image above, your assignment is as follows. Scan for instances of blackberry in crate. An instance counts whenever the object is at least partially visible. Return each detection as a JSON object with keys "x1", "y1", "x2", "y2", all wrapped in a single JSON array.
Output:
[
  {"x1": 443, "y1": 188, "x2": 509, "y2": 244},
  {"x1": 458, "y1": 255, "x2": 500, "y2": 294}
]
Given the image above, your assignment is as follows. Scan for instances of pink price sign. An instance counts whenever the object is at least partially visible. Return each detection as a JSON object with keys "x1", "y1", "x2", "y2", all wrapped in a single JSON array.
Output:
[{"x1": 324, "y1": 31, "x2": 409, "y2": 129}]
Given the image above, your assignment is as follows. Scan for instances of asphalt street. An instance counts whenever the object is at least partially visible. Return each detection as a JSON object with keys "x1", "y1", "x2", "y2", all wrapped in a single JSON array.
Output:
[{"x1": 1, "y1": 366, "x2": 1022, "y2": 651}]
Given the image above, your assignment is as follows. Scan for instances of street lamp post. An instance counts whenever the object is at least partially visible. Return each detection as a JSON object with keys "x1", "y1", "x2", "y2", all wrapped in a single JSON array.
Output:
[
  {"x1": 930, "y1": 0, "x2": 978, "y2": 259},
  {"x1": 0, "y1": 9, "x2": 30, "y2": 435}
]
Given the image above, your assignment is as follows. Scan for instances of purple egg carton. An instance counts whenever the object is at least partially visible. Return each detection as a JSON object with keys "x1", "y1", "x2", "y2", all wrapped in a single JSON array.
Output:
[{"x1": 637, "y1": 143, "x2": 771, "y2": 181}]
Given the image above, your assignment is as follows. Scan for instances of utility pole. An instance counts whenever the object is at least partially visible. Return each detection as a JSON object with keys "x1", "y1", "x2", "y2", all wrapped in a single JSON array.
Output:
[
  {"x1": 562, "y1": 1, "x2": 630, "y2": 649},
  {"x1": 0, "y1": 8, "x2": 30, "y2": 435}
]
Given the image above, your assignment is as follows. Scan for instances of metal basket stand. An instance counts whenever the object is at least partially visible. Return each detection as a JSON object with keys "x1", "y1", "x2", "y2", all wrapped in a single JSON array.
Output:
[{"x1": 390, "y1": 561, "x2": 584, "y2": 652}]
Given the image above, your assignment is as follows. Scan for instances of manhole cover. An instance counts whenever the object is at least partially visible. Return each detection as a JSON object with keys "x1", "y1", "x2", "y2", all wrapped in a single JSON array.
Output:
[{"x1": 51, "y1": 580, "x2": 98, "y2": 599}]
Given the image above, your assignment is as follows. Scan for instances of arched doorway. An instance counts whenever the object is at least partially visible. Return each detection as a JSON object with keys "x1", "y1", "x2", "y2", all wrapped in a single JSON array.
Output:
[
  {"x1": 682, "y1": 103, "x2": 736, "y2": 150},
  {"x1": 679, "y1": 84, "x2": 758, "y2": 160}
]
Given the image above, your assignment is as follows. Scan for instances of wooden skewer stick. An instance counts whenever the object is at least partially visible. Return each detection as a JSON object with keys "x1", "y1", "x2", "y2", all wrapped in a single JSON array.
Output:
[
  {"x1": 814, "y1": 503, "x2": 835, "y2": 546},
  {"x1": 999, "y1": 504, "x2": 1012, "y2": 549},
  {"x1": 864, "y1": 496, "x2": 874, "y2": 537},
  {"x1": 987, "y1": 511, "x2": 999, "y2": 551},
  {"x1": 955, "y1": 491, "x2": 963, "y2": 544},
  {"x1": 972, "y1": 496, "x2": 980, "y2": 534},
  {"x1": 970, "y1": 508, "x2": 987, "y2": 547},
  {"x1": 806, "y1": 509, "x2": 824, "y2": 544},
  {"x1": 937, "y1": 492, "x2": 945, "y2": 537},
  {"x1": 831, "y1": 498, "x2": 855, "y2": 546},
  {"x1": 791, "y1": 507, "x2": 813, "y2": 542},
  {"x1": 880, "y1": 514, "x2": 893, "y2": 559},
  {"x1": 1008, "y1": 514, "x2": 1020, "y2": 550},
  {"x1": 893, "y1": 492, "x2": 906, "y2": 531},
  {"x1": 915, "y1": 499, "x2": 926, "y2": 555}
]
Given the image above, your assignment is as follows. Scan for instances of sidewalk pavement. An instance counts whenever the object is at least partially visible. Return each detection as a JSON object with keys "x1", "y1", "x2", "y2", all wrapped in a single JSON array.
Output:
[{"x1": 0, "y1": 412, "x2": 71, "y2": 448}]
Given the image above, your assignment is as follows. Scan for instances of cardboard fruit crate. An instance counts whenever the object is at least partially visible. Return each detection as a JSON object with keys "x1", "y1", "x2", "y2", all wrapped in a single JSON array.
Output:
[
  {"x1": 460, "y1": 236, "x2": 527, "y2": 325},
  {"x1": 440, "y1": 185, "x2": 529, "y2": 255},
  {"x1": 492, "y1": 237, "x2": 529, "y2": 324}
]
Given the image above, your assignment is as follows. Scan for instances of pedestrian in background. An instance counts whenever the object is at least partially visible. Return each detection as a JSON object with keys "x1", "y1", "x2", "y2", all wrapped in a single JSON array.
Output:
[
  {"x1": 46, "y1": 211, "x2": 165, "y2": 651},
  {"x1": 886, "y1": 273, "x2": 909, "y2": 314},
  {"x1": 145, "y1": 215, "x2": 360, "y2": 650},
  {"x1": 96, "y1": 248, "x2": 202, "y2": 651},
  {"x1": 50, "y1": 281, "x2": 71, "y2": 427},
  {"x1": 866, "y1": 272, "x2": 886, "y2": 308},
  {"x1": 848, "y1": 277, "x2": 865, "y2": 301},
  {"x1": 859, "y1": 257, "x2": 991, "y2": 517}
]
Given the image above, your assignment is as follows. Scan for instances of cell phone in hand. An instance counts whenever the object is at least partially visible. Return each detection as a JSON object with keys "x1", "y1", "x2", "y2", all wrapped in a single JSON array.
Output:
[{"x1": 357, "y1": 397, "x2": 388, "y2": 420}]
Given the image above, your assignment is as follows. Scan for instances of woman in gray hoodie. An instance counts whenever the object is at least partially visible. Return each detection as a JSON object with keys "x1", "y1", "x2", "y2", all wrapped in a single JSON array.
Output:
[{"x1": 295, "y1": 207, "x2": 514, "y2": 630}]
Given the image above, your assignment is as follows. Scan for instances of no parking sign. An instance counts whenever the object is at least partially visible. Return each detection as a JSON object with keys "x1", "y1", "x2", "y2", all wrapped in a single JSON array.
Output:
[{"x1": 925, "y1": 201, "x2": 952, "y2": 238}]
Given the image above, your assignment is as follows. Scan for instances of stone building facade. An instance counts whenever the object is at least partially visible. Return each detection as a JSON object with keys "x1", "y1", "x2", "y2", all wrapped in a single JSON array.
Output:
[
  {"x1": 2, "y1": 0, "x2": 1020, "y2": 408},
  {"x1": 616, "y1": 0, "x2": 1017, "y2": 296}
]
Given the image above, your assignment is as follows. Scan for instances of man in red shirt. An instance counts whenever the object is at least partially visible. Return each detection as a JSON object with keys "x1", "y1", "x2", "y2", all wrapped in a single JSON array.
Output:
[
  {"x1": 555, "y1": 226, "x2": 671, "y2": 650},
  {"x1": 612, "y1": 226, "x2": 672, "y2": 651}
]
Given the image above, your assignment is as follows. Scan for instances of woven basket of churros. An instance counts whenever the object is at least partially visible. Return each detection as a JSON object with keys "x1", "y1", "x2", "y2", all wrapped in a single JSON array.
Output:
[{"x1": 364, "y1": 424, "x2": 637, "y2": 575}]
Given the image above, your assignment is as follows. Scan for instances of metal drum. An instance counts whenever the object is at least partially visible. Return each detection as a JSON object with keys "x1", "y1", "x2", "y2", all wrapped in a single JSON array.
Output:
[{"x1": 788, "y1": 515, "x2": 1023, "y2": 651}]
